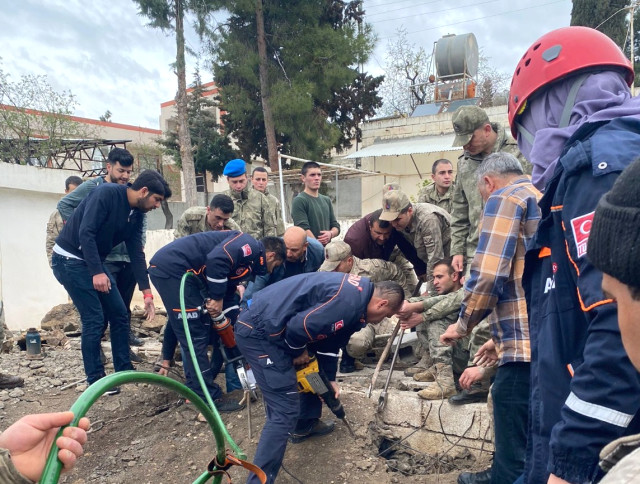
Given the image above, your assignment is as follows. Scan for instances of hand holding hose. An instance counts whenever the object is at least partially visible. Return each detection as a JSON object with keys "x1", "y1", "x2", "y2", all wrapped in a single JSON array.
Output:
[{"x1": 0, "y1": 411, "x2": 90, "y2": 482}]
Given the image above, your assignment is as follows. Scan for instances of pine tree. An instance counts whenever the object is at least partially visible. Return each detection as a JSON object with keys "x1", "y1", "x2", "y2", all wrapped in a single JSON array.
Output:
[
  {"x1": 209, "y1": 0, "x2": 382, "y2": 163},
  {"x1": 158, "y1": 72, "x2": 239, "y2": 182},
  {"x1": 571, "y1": 0, "x2": 630, "y2": 49},
  {"x1": 134, "y1": 0, "x2": 218, "y2": 206}
]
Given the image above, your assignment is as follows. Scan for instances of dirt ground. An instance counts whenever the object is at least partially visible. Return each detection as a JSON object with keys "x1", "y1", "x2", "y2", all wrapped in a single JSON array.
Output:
[{"x1": 0, "y1": 334, "x2": 490, "y2": 484}]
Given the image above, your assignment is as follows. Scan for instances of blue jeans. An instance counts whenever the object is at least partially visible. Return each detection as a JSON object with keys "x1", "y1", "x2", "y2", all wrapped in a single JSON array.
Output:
[
  {"x1": 52, "y1": 253, "x2": 132, "y2": 384},
  {"x1": 491, "y1": 362, "x2": 530, "y2": 484}
]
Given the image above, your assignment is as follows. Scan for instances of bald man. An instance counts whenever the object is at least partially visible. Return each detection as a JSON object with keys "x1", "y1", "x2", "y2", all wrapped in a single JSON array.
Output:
[{"x1": 241, "y1": 226, "x2": 325, "y2": 305}]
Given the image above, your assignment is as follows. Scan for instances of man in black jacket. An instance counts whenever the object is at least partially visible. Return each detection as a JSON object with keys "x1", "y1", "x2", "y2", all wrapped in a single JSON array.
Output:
[{"x1": 52, "y1": 170, "x2": 170, "y2": 390}]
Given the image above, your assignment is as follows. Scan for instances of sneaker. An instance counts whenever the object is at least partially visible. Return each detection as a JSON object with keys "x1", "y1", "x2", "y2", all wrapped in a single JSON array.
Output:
[
  {"x1": 129, "y1": 332, "x2": 143, "y2": 347},
  {"x1": 288, "y1": 420, "x2": 335, "y2": 444},
  {"x1": 457, "y1": 467, "x2": 492, "y2": 484},
  {"x1": 448, "y1": 390, "x2": 488, "y2": 405},
  {"x1": 0, "y1": 373, "x2": 24, "y2": 389},
  {"x1": 105, "y1": 386, "x2": 121, "y2": 396},
  {"x1": 129, "y1": 350, "x2": 143, "y2": 363},
  {"x1": 214, "y1": 397, "x2": 245, "y2": 413}
]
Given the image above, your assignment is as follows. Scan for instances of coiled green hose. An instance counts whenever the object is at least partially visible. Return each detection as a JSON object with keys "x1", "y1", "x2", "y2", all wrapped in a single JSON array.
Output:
[{"x1": 40, "y1": 271, "x2": 246, "y2": 483}]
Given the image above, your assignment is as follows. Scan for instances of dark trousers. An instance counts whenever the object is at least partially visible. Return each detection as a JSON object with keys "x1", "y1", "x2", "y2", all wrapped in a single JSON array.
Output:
[
  {"x1": 149, "y1": 268, "x2": 222, "y2": 402},
  {"x1": 235, "y1": 324, "x2": 299, "y2": 484},
  {"x1": 52, "y1": 253, "x2": 132, "y2": 384},
  {"x1": 491, "y1": 362, "x2": 530, "y2": 484},
  {"x1": 160, "y1": 301, "x2": 243, "y2": 393},
  {"x1": 102, "y1": 260, "x2": 136, "y2": 335}
]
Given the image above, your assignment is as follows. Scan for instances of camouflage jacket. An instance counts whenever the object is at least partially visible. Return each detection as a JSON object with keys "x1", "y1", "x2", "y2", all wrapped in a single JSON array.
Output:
[
  {"x1": 400, "y1": 203, "x2": 451, "y2": 288},
  {"x1": 0, "y1": 449, "x2": 31, "y2": 484},
  {"x1": 600, "y1": 434, "x2": 640, "y2": 483},
  {"x1": 224, "y1": 186, "x2": 277, "y2": 240},
  {"x1": 350, "y1": 256, "x2": 410, "y2": 298},
  {"x1": 450, "y1": 123, "x2": 529, "y2": 261},
  {"x1": 262, "y1": 186, "x2": 285, "y2": 236},
  {"x1": 174, "y1": 206, "x2": 241, "y2": 239},
  {"x1": 409, "y1": 286, "x2": 464, "y2": 325},
  {"x1": 417, "y1": 183, "x2": 453, "y2": 214},
  {"x1": 46, "y1": 209, "x2": 64, "y2": 267}
]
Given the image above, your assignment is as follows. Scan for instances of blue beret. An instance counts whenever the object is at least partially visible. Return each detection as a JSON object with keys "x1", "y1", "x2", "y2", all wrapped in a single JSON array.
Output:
[{"x1": 223, "y1": 159, "x2": 246, "y2": 177}]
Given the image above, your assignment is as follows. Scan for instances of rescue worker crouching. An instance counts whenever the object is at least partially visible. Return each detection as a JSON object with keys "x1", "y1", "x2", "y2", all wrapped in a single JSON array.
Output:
[{"x1": 235, "y1": 273, "x2": 404, "y2": 484}]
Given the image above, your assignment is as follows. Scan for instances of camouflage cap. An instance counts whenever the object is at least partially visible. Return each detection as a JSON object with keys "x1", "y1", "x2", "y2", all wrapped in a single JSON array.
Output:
[
  {"x1": 380, "y1": 186, "x2": 411, "y2": 221},
  {"x1": 451, "y1": 106, "x2": 490, "y2": 147},
  {"x1": 319, "y1": 240, "x2": 352, "y2": 272}
]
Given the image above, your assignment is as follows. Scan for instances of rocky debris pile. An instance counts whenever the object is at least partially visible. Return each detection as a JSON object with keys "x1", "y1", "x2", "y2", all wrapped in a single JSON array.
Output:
[{"x1": 41, "y1": 303, "x2": 82, "y2": 333}]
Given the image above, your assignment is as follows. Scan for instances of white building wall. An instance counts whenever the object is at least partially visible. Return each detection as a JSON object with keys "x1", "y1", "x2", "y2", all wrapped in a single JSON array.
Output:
[
  {"x1": 0, "y1": 163, "x2": 83, "y2": 330},
  {"x1": 0, "y1": 165, "x2": 179, "y2": 331}
]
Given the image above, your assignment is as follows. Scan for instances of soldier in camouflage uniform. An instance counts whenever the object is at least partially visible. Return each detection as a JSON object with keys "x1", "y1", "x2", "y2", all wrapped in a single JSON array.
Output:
[
  {"x1": 173, "y1": 194, "x2": 240, "y2": 239},
  {"x1": 222, "y1": 159, "x2": 277, "y2": 240},
  {"x1": 398, "y1": 258, "x2": 470, "y2": 400},
  {"x1": 450, "y1": 105, "x2": 530, "y2": 273},
  {"x1": 417, "y1": 159, "x2": 454, "y2": 214},
  {"x1": 318, "y1": 240, "x2": 410, "y2": 373},
  {"x1": 45, "y1": 175, "x2": 83, "y2": 267},
  {"x1": 446, "y1": 106, "x2": 529, "y2": 405},
  {"x1": 251, "y1": 166, "x2": 285, "y2": 236},
  {"x1": 379, "y1": 185, "x2": 451, "y2": 293}
]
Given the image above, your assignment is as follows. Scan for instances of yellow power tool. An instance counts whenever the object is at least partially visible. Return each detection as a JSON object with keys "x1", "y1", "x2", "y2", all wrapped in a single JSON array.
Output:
[{"x1": 296, "y1": 355, "x2": 355, "y2": 437}]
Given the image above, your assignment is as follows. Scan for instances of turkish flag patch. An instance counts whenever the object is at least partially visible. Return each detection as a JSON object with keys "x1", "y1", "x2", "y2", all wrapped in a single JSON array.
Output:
[
  {"x1": 570, "y1": 211, "x2": 594, "y2": 259},
  {"x1": 332, "y1": 320, "x2": 344, "y2": 332},
  {"x1": 241, "y1": 244, "x2": 252, "y2": 257}
]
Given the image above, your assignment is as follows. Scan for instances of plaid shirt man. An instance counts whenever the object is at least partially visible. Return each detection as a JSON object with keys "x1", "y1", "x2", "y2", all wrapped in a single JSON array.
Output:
[{"x1": 455, "y1": 176, "x2": 541, "y2": 365}]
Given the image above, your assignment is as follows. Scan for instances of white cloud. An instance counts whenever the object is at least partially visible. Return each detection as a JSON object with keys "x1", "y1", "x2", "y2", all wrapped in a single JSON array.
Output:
[{"x1": 0, "y1": 0, "x2": 574, "y2": 129}]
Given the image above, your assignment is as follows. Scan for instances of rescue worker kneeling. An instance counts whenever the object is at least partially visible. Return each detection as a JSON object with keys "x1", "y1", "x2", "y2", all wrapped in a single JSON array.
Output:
[{"x1": 235, "y1": 273, "x2": 404, "y2": 484}]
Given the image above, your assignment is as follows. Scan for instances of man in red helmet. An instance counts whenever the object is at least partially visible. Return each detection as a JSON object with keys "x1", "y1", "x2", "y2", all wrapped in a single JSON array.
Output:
[{"x1": 509, "y1": 26, "x2": 640, "y2": 484}]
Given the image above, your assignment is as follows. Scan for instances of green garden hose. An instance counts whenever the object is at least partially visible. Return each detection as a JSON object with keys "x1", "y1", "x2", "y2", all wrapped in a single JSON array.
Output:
[{"x1": 40, "y1": 271, "x2": 246, "y2": 483}]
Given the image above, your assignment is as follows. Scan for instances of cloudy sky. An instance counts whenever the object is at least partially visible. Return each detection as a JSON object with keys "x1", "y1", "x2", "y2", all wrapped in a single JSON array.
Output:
[{"x1": 0, "y1": 0, "x2": 573, "y2": 129}]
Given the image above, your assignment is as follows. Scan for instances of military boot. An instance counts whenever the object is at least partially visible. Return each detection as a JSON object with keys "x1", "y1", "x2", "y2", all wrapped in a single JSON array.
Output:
[
  {"x1": 417, "y1": 364, "x2": 456, "y2": 400},
  {"x1": 403, "y1": 352, "x2": 433, "y2": 377},
  {"x1": 413, "y1": 365, "x2": 437, "y2": 382}
]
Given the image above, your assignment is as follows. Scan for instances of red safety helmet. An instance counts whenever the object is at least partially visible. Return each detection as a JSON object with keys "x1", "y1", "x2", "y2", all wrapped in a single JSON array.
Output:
[{"x1": 508, "y1": 26, "x2": 634, "y2": 138}]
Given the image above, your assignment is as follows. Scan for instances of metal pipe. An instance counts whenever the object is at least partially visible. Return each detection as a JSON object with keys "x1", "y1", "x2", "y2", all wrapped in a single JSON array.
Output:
[{"x1": 278, "y1": 152, "x2": 287, "y2": 224}]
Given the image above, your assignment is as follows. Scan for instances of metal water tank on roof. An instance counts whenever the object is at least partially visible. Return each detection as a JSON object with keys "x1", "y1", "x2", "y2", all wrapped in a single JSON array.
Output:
[{"x1": 435, "y1": 33, "x2": 479, "y2": 79}]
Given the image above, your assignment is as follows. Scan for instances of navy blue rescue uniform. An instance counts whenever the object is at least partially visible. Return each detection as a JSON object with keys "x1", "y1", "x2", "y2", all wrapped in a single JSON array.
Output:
[
  {"x1": 522, "y1": 118, "x2": 640, "y2": 483},
  {"x1": 235, "y1": 272, "x2": 372, "y2": 484},
  {"x1": 149, "y1": 231, "x2": 266, "y2": 401}
]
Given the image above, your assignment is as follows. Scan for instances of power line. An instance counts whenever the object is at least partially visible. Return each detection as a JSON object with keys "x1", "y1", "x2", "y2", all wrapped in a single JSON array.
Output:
[
  {"x1": 377, "y1": 0, "x2": 567, "y2": 39},
  {"x1": 364, "y1": 0, "x2": 433, "y2": 11},
  {"x1": 367, "y1": 0, "x2": 501, "y2": 22},
  {"x1": 366, "y1": 0, "x2": 446, "y2": 17}
]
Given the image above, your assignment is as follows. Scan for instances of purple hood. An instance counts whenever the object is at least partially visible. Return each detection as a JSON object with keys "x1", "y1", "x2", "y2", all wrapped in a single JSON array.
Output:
[{"x1": 516, "y1": 71, "x2": 640, "y2": 191}]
